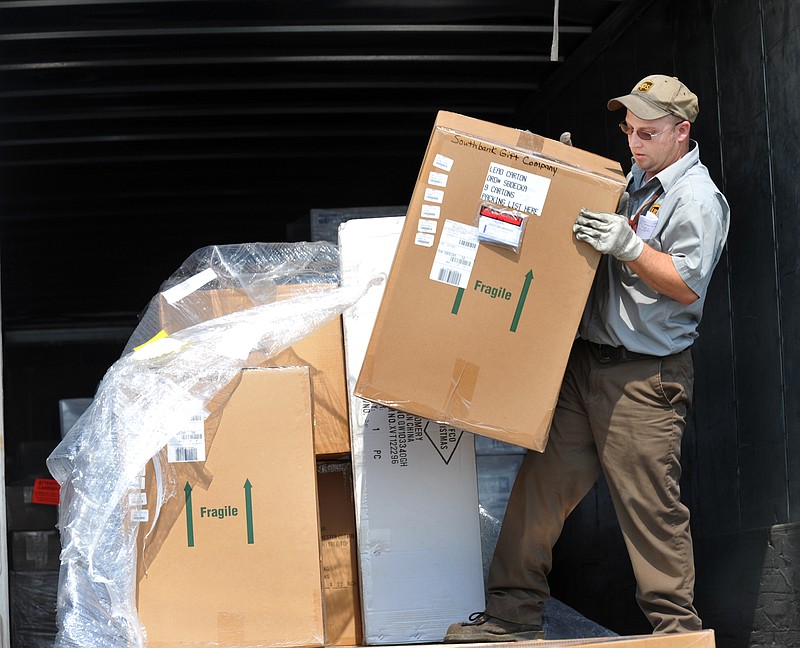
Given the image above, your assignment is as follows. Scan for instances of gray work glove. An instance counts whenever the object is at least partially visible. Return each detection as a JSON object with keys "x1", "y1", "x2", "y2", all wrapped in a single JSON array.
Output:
[
  {"x1": 573, "y1": 197, "x2": 643, "y2": 262},
  {"x1": 559, "y1": 132, "x2": 573, "y2": 146}
]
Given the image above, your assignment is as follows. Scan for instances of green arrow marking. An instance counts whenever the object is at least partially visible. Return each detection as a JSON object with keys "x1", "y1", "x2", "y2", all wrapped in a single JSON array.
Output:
[
  {"x1": 244, "y1": 479, "x2": 254, "y2": 545},
  {"x1": 451, "y1": 287, "x2": 465, "y2": 314},
  {"x1": 510, "y1": 270, "x2": 534, "y2": 332},
  {"x1": 184, "y1": 482, "x2": 195, "y2": 548}
]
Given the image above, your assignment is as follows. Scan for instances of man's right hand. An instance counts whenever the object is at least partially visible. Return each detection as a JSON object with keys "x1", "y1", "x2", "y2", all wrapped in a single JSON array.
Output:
[{"x1": 573, "y1": 208, "x2": 644, "y2": 262}]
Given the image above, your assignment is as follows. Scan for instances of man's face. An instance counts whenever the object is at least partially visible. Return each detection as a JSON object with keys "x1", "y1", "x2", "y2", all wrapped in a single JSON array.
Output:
[{"x1": 623, "y1": 110, "x2": 690, "y2": 180}]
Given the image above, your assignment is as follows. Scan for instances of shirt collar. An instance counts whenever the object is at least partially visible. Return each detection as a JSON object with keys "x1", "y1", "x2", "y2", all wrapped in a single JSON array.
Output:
[{"x1": 630, "y1": 140, "x2": 700, "y2": 192}]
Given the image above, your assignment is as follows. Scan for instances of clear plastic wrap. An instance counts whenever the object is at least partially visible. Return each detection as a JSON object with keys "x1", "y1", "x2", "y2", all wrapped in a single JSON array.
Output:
[{"x1": 46, "y1": 242, "x2": 381, "y2": 648}]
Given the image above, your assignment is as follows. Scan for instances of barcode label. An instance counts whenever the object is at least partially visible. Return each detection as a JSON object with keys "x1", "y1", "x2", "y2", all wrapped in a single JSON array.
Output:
[
  {"x1": 131, "y1": 509, "x2": 149, "y2": 523},
  {"x1": 433, "y1": 153, "x2": 454, "y2": 172},
  {"x1": 428, "y1": 171, "x2": 449, "y2": 187},
  {"x1": 421, "y1": 204, "x2": 441, "y2": 219},
  {"x1": 128, "y1": 492, "x2": 147, "y2": 506},
  {"x1": 437, "y1": 268, "x2": 463, "y2": 285},
  {"x1": 415, "y1": 232, "x2": 435, "y2": 247},
  {"x1": 424, "y1": 187, "x2": 445, "y2": 204},
  {"x1": 174, "y1": 447, "x2": 198, "y2": 462},
  {"x1": 429, "y1": 220, "x2": 479, "y2": 289},
  {"x1": 167, "y1": 413, "x2": 207, "y2": 463}
]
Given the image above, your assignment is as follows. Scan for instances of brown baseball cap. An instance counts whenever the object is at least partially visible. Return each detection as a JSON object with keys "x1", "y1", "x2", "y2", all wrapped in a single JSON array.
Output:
[{"x1": 608, "y1": 75, "x2": 699, "y2": 123}]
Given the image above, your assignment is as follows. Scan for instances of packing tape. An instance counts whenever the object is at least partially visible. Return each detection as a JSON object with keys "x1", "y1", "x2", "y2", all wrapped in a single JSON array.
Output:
[
  {"x1": 516, "y1": 130, "x2": 545, "y2": 154},
  {"x1": 444, "y1": 358, "x2": 479, "y2": 421}
]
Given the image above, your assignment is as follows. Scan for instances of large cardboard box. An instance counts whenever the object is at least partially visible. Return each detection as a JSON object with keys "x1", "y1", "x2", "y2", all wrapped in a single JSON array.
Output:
[
  {"x1": 157, "y1": 285, "x2": 351, "y2": 456},
  {"x1": 136, "y1": 367, "x2": 325, "y2": 648},
  {"x1": 340, "y1": 217, "x2": 485, "y2": 645},
  {"x1": 533, "y1": 631, "x2": 715, "y2": 647},
  {"x1": 354, "y1": 111, "x2": 627, "y2": 451},
  {"x1": 318, "y1": 461, "x2": 363, "y2": 646}
]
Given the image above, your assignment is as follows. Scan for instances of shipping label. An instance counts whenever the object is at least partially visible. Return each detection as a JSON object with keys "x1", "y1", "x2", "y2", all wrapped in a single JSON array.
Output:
[
  {"x1": 167, "y1": 414, "x2": 207, "y2": 463},
  {"x1": 480, "y1": 163, "x2": 551, "y2": 216},
  {"x1": 430, "y1": 219, "x2": 479, "y2": 289}
]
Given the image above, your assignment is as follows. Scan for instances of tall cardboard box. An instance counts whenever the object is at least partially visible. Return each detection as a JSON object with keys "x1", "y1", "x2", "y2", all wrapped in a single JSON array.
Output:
[
  {"x1": 354, "y1": 111, "x2": 627, "y2": 451},
  {"x1": 340, "y1": 217, "x2": 485, "y2": 645},
  {"x1": 136, "y1": 367, "x2": 325, "y2": 648},
  {"x1": 318, "y1": 461, "x2": 362, "y2": 646},
  {"x1": 157, "y1": 285, "x2": 351, "y2": 456}
]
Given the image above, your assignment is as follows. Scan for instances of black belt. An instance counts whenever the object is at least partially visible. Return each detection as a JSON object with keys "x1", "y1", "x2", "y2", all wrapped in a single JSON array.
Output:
[{"x1": 585, "y1": 340, "x2": 659, "y2": 363}]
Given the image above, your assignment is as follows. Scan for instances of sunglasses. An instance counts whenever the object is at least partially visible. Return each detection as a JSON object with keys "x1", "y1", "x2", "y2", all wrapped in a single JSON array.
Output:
[{"x1": 619, "y1": 120, "x2": 684, "y2": 141}]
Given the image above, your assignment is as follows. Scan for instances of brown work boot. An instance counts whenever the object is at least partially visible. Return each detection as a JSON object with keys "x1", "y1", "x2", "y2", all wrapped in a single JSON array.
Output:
[{"x1": 443, "y1": 612, "x2": 545, "y2": 643}]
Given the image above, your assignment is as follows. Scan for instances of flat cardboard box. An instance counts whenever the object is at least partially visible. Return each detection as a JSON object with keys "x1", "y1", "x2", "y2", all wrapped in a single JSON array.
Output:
[
  {"x1": 340, "y1": 217, "x2": 485, "y2": 645},
  {"x1": 542, "y1": 630, "x2": 716, "y2": 647},
  {"x1": 419, "y1": 630, "x2": 715, "y2": 647},
  {"x1": 354, "y1": 111, "x2": 627, "y2": 451},
  {"x1": 157, "y1": 286, "x2": 351, "y2": 456},
  {"x1": 136, "y1": 367, "x2": 325, "y2": 648},
  {"x1": 318, "y1": 461, "x2": 363, "y2": 646}
]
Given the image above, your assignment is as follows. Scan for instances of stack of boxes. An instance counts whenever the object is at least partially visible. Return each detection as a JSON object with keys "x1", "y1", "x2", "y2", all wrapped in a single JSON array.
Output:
[
  {"x1": 135, "y1": 283, "x2": 361, "y2": 647},
  {"x1": 6, "y1": 452, "x2": 61, "y2": 648},
  {"x1": 39, "y1": 111, "x2": 718, "y2": 648}
]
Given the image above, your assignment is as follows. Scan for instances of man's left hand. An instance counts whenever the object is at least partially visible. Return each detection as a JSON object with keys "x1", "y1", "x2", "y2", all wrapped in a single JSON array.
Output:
[{"x1": 573, "y1": 208, "x2": 644, "y2": 261}]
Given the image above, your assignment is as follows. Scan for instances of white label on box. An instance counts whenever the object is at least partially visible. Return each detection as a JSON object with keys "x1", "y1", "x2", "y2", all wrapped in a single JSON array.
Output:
[
  {"x1": 478, "y1": 215, "x2": 523, "y2": 248},
  {"x1": 131, "y1": 509, "x2": 149, "y2": 524},
  {"x1": 415, "y1": 232, "x2": 435, "y2": 247},
  {"x1": 128, "y1": 491, "x2": 147, "y2": 506},
  {"x1": 418, "y1": 218, "x2": 437, "y2": 234},
  {"x1": 433, "y1": 153, "x2": 454, "y2": 172},
  {"x1": 428, "y1": 171, "x2": 448, "y2": 188},
  {"x1": 421, "y1": 204, "x2": 441, "y2": 219},
  {"x1": 430, "y1": 220, "x2": 479, "y2": 289},
  {"x1": 480, "y1": 163, "x2": 552, "y2": 216},
  {"x1": 167, "y1": 414, "x2": 207, "y2": 463},
  {"x1": 161, "y1": 267, "x2": 218, "y2": 305},
  {"x1": 424, "y1": 187, "x2": 445, "y2": 204}
]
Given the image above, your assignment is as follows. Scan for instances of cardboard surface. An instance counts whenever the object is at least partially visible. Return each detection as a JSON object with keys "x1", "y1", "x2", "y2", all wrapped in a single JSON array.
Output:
[
  {"x1": 354, "y1": 111, "x2": 627, "y2": 451},
  {"x1": 158, "y1": 286, "x2": 351, "y2": 456},
  {"x1": 373, "y1": 629, "x2": 715, "y2": 647},
  {"x1": 318, "y1": 461, "x2": 363, "y2": 646},
  {"x1": 136, "y1": 367, "x2": 325, "y2": 648},
  {"x1": 340, "y1": 217, "x2": 485, "y2": 645},
  {"x1": 272, "y1": 286, "x2": 351, "y2": 457}
]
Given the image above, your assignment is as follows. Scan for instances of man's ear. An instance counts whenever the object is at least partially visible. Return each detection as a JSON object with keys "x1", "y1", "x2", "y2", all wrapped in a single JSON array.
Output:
[{"x1": 676, "y1": 120, "x2": 691, "y2": 143}]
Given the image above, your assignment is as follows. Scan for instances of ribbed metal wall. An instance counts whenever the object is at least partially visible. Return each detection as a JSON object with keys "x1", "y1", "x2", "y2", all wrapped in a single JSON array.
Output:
[{"x1": 0, "y1": 0, "x2": 625, "y2": 326}]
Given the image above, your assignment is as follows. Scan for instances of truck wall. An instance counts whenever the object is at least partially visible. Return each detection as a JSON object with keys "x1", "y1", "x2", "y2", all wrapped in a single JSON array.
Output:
[{"x1": 517, "y1": 1, "x2": 800, "y2": 646}]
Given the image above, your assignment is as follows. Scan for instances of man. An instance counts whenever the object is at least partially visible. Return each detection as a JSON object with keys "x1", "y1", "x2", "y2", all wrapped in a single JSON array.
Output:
[{"x1": 444, "y1": 74, "x2": 730, "y2": 642}]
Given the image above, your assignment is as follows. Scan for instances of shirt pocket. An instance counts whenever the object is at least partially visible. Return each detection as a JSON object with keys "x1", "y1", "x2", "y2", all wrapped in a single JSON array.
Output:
[{"x1": 637, "y1": 210, "x2": 660, "y2": 241}]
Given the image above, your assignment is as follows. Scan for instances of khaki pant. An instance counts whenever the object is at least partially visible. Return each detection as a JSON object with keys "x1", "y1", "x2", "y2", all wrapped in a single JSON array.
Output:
[{"x1": 485, "y1": 338, "x2": 700, "y2": 633}]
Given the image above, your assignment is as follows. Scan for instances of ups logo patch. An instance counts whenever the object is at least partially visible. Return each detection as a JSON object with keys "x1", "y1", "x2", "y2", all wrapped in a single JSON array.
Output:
[{"x1": 637, "y1": 80, "x2": 654, "y2": 93}]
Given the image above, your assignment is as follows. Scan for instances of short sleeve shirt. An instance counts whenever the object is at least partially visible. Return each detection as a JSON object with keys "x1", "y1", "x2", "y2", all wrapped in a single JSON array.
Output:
[{"x1": 579, "y1": 141, "x2": 730, "y2": 356}]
